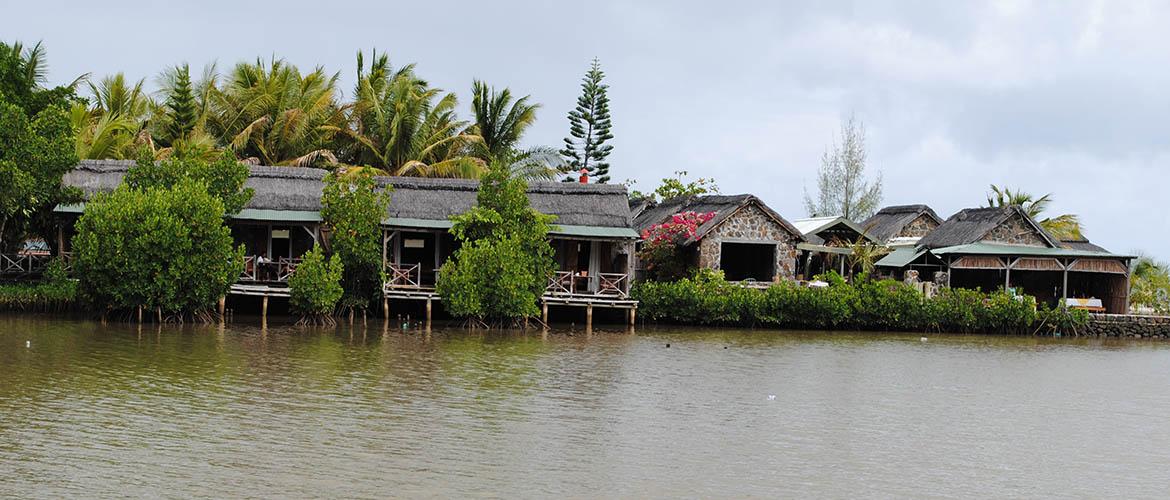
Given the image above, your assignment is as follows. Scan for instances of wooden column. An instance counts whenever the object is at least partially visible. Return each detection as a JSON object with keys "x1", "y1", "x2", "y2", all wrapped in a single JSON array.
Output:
[
  {"x1": 628, "y1": 307, "x2": 636, "y2": 326},
  {"x1": 217, "y1": 296, "x2": 226, "y2": 321},
  {"x1": 261, "y1": 295, "x2": 269, "y2": 321},
  {"x1": 383, "y1": 297, "x2": 389, "y2": 318},
  {"x1": 56, "y1": 225, "x2": 65, "y2": 255},
  {"x1": 425, "y1": 299, "x2": 432, "y2": 324},
  {"x1": 1061, "y1": 259, "x2": 1069, "y2": 303},
  {"x1": 586, "y1": 304, "x2": 593, "y2": 329},
  {"x1": 1004, "y1": 258, "x2": 1012, "y2": 292},
  {"x1": 542, "y1": 302, "x2": 549, "y2": 325}
]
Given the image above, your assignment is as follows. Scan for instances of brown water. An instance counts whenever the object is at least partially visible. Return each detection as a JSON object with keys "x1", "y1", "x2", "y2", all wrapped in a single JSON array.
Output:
[{"x1": 1, "y1": 316, "x2": 1169, "y2": 498}]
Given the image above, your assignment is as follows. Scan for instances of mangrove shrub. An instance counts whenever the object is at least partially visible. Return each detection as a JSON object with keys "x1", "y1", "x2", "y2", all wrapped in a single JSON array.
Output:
[
  {"x1": 320, "y1": 170, "x2": 390, "y2": 311},
  {"x1": 437, "y1": 165, "x2": 556, "y2": 321},
  {"x1": 72, "y1": 179, "x2": 243, "y2": 317},
  {"x1": 288, "y1": 247, "x2": 344, "y2": 323},
  {"x1": 124, "y1": 149, "x2": 253, "y2": 215}
]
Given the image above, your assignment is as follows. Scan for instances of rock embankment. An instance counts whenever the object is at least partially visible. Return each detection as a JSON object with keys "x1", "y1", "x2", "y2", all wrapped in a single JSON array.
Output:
[{"x1": 1083, "y1": 314, "x2": 1170, "y2": 338}]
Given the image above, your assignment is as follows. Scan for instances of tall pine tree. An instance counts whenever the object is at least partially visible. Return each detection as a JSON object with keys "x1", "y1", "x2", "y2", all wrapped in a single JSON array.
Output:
[
  {"x1": 560, "y1": 58, "x2": 613, "y2": 183},
  {"x1": 163, "y1": 64, "x2": 198, "y2": 144}
]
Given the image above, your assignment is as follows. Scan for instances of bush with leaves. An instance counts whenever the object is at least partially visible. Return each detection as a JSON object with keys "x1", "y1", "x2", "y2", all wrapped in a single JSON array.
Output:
[
  {"x1": 289, "y1": 247, "x2": 344, "y2": 324},
  {"x1": 637, "y1": 211, "x2": 715, "y2": 282},
  {"x1": 0, "y1": 258, "x2": 77, "y2": 312},
  {"x1": 124, "y1": 149, "x2": 253, "y2": 215},
  {"x1": 437, "y1": 165, "x2": 556, "y2": 322},
  {"x1": 321, "y1": 170, "x2": 390, "y2": 311},
  {"x1": 72, "y1": 179, "x2": 243, "y2": 318}
]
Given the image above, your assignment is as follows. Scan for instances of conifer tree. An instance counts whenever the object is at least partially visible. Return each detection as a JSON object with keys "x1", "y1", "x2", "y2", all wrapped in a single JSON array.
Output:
[
  {"x1": 560, "y1": 58, "x2": 614, "y2": 183},
  {"x1": 163, "y1": 64, "x2": 198, "y2": 143}
]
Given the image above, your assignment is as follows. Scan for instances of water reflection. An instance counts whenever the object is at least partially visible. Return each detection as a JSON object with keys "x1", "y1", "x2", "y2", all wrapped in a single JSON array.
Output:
[{"x1": 1, "y1": 316, "x2": 1169, "y2": 498}]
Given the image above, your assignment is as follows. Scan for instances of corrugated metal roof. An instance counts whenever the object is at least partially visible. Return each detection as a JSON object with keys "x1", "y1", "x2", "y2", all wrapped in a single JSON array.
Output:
[
  {"x1": 875, "y1": 247, "x2": 926, "y2": 268},
  {"x1": 930, "y1": 243, "x2": 1133, "y2": 259}
]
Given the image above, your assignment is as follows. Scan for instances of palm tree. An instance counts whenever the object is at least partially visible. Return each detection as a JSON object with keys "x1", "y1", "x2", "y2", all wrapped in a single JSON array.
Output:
[
  {"x1": 468, "y1": 80, "x2": 567, "y2": 180},
  {"x1": 0, "y1": 40, "x2": 87, "y2": 113},
  {"x1": 145, "y1": 63, "x2": 221, "y2": 161},
  {"x1": 73, "y1": 73, "x2": 154, "y2": 159},
  {"x1": 341, "y1": 51, "x2": 482, "y2": 177},
  {"x1": 207, "y1": 58, "x2": 345, "y2": 167},
  {"x1": 986, "y1": 185, "x2": 1084, "y2": 240}
]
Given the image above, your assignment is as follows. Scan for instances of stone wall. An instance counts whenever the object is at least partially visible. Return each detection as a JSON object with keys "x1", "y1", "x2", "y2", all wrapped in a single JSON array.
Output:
[
  {"x1": 1082, "y1": 314, "x2": 1170, "y2": 338},
  {"x1": 899, "y1": 214, "x2": 938, "y2": 239},
  {"x1": 981, "y1": 213, "x2": 1048, "y2": 247},
  {"x1": 697, "y1": 203, "x2": 800, "y2": 281}
]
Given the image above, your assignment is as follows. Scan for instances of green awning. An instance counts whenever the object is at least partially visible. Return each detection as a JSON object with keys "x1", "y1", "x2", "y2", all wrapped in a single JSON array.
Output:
[
  {"x1": 550, "y1": 225, "x2": 639, "y2": 239},
  {"x1": 235, "y1": 209, "x2": 321, "y2": 222},
  {"x1": 930, "y1": 243, "x2": 1133, "y2": 259},
  {"x1": 382, "y1": 217, "x2": 454, "y2": 230},
  {"x1": 875, "y1": 247, "x2": 925, "y2": 268}
]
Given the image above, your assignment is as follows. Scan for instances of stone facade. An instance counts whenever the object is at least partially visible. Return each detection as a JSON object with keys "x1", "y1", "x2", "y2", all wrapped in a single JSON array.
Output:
[
  {"x1": 981, "y1": 213, "x2": 1048, "y2": 247},
  {"x1": 697, "y1": 203, "x2": 800, "y2": 281},
  {"x1": 899, "y1": 214, "x2": 938, "y2": 239},
  {"x1": 1082, "y1": 314, "x2": 1170, "y2": 338}
]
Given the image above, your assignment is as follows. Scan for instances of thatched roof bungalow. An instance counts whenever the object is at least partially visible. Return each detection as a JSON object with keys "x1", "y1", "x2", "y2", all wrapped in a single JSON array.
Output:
[
  {"x1": 632, "y1": 195, "x2": 804, "y2": 283},
  {"x1": 861, "y1": 204, "x2": 943, "y2": 245}
]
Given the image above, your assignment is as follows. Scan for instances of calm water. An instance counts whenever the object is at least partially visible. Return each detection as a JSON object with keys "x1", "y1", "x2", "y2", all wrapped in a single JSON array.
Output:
[{"x1": 1, "y1": 316, "x2": 1169, "y2": 498}]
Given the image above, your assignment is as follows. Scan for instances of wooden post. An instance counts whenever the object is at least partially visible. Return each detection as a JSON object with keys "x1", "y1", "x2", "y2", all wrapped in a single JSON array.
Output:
[
  {"x1": 1004, "y1": 258, "x2": 1011, "y2": 292},
  {"x1": 261, "y1": 295, "x2": 269, "y2": 322},
  {"x1": 349, "y1": 308, "x2": 354, "y2": 325},
  {"x1": 1062, "y1": 263, "x2": 1069, "y2": 303},
  {"x1": 218, "y1": 296, "x2": 226, "y2": 321},
  {"x1": 425, "y1": 299, "x2": 432, "y2": 324},
  {"x1": 156, "y1": 307, "x2": 162, "y2": 323},
  {"x1": 56, "y1": 225, "x2": 65, "y2": 256},
  {"x1": 137, "y1": 305, "x2": 143, "y2": 324},
  {"x1": 542, "y1": 302, "x2": 549, "y2": 325},
  {"x1": 586, "y1": 304, "x2": 593, "y2": 330},
  {"x1": 628, "y1": 307, "x2": 636, "y2": 326},
  {"x1": 383, "y1": 297, "x2": 389, "y2": 319}
]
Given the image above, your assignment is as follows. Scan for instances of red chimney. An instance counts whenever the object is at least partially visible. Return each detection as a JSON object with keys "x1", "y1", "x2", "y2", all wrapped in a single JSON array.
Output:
[{"x1": 579, "y1": 168, "x2": 589, "y2": 184}]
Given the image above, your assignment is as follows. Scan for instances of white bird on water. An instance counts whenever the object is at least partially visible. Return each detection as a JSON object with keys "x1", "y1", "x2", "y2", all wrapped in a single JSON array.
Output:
[
  {"x1": 767, "y1": 395, "x2": 776, "y2": 401},
  {"x1": 26, "y1": 340, "x2": 31, "y2": 348},
  {"x1": 920, "y1": 337, "x2": 928, "y2": 342}
]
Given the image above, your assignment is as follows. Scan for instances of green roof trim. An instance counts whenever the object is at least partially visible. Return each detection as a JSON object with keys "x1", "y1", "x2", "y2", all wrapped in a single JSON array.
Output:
[
  {"x1": 930, "y1": 243, "x2": 1134, "y2": 259},
  {"x1": 382, "y1": 217, "x2": 454, "y2": 230},
  {"x1": 235, "y1": 209, "x2": 321, "y2": 222},
  {"x1": 54, "y1": 203, "x2": 84, "y2": 213},
  {"x1": 875, "y1": 247, "x2": 926, "y2": 268},
  {"x1": 550, "y1": 225, "x2": 639, "y2": 239},
  {"x1": 796, "y1": 242, "x2": 854, "y2": 255}
]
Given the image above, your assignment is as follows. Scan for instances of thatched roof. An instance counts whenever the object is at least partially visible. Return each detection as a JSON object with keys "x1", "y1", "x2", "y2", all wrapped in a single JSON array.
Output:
[
  {"x1": 861, "y1": 204, "x2": 942, "y2": 243},
  {"x1": 632, "y1": 194, "x2": 803, "y2": 243},
  {"x1": 916, "y1": 206, "x2": 1059, "y2": 249},
  {"x1": 60, "y1": 160, "x2": 634, "y2": 228}
]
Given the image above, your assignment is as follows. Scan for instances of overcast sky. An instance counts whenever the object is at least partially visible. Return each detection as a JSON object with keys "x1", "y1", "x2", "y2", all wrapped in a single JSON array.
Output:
[{"x1": 5, "y1": 0, "x2": 1168, "y2": 260}]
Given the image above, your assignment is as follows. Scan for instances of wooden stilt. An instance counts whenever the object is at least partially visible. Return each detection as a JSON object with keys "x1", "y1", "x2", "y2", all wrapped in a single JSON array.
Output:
[
  {"x1": 586, "y1": 304, "x2": 593, "y2": 330},
  {"x1": 542, "y1": 302, "x2": 549, "y2": 325},
  {"x1": 383, "y1": 297, "x2": 389, "y2": 318},
  {"x1": 217, "y1": 296, "x2": 226, "y2": 321},
  {"x1": 425, "y1": 299, "x2": 432, "y2": 325},
  {"x1": 349, "y1": 308, "x2": 354, "y2": 325},
  {"x1": 628, "y1": 307, "x2": 637, "y2": 326},
  {"x1": 137, "y1": 305, "x2": 143, "y2": 324},
  {"x1": 261, "y1": 295, "x2": 269, "y2": 322}
]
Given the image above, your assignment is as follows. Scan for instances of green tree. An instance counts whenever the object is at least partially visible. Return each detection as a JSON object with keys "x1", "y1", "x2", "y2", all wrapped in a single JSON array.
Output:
[
  {"x1": 560, "y1": 58, "x2": 614, "y2": 183},
  {"x1": 437, "y1": 163, "x2": 557, "y2": 322},
  {"x1": 0, "y1": 40, "x2": 85, "y2": 116},
  {"x1": 72, "y1": 179, "x2": 243, "y2": 318},
  {"x1": 208, "y1": 58, "x2": 345, "y2": 167},
  {"x1": 161, "y1": 63, "x2": 198, "y2": 143},
  {"x1": 0, "y1": 94, "x2": 79, "y2": 252},
  {"x1": 468, "y1": 80, "x2": 539, "y2": 163},
  {"x1": 124, "y1": 149, "x2": 253, "y2": 215},
  {"x1": 72, "y1": 73, "x2": 153, "y2": 159},
  {"x1": 343, "y1": 50, "x2": 482, "y2": 177},
  {"x1": 289, "y1": 247, "x2": 344, "y2": 324},
  {"x1": 320, "y1": 169, "x2": 391, "y2": 312},
  {"x1": 985, "y1": 185, "x2": 1084, "y2": 241},
  {"x1": 803, "y1": 115, "x2": 882, "y2": 220},
  {"x1": 1130, "y1": 255, "x2": 1170, "y2": 314}
]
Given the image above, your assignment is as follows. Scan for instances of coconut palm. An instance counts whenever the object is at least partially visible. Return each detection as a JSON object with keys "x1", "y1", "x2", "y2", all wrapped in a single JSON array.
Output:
[
  {"x1": 468, "y1": 80, "x2": 540, "y2": 162},
  {"x1": 0, "y1": 40, "x2": 87, "y2": 114},
  {"x1": 985, "y1": 185, "x2": 1084, "y2": 240},
  {"x1": 73, "y1": 73, "x2": 154, "y2": 159},
  {"x1": 208, "y1": 58, "x2": 345, "y2": 167},
  {"x1": 341, "y1": 51, "x2": 482, "y2": 177}
]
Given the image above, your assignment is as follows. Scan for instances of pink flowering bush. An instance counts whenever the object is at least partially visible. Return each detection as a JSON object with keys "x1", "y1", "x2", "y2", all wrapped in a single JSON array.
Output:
[{"x1": 638, "y1": 211, "x2": 715, "y2": 282}]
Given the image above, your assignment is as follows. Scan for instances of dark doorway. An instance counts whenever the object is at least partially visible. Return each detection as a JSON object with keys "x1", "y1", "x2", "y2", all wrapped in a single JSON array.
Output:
[{"x1": 721, "y1": 242, "x2": 775, "y2": 281}]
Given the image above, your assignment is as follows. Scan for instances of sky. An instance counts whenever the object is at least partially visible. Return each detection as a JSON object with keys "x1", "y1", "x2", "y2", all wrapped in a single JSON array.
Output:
[{"x1": 4, "y1": 0, "x2": 1168, "y2": 260}]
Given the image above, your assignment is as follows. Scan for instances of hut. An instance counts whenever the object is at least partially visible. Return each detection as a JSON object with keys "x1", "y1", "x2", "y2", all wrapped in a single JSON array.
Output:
[
  {"x1": 791, "y1": 216, "x2": 879, "y2": 279},
  {"x1": 632, "y1": 195, "x2": 804, "y2": 284},
  {"x1": 917, "y1": 206, "x2": 1133, "y2": 313},
  {"x1": 376, "y1": 177, "x2": 640, "y2": 322},
  {"x1": 865, "y1": 204, "x2": 945, "y2": 280}
]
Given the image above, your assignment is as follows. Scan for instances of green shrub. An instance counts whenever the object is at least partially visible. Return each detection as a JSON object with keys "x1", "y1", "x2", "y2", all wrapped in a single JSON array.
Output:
[
  {"x1": 633, "y1": 271, "x2": 1047, "y2": 334},
  {"x1": 72, "y1": 180, "x2": 243, "y2": 316},
  {"x1": 289, "y1": 247, "x2": 343, "y2": 321},
  {"x1": 0, "y1": 259, "x2": 77, "y2": 312},
  {"x1": 437, "y1": 165, "x2": 556, "y2": 322},
  {"x1": 321, "y1": 170, "x2": 390, "y2": 312}
]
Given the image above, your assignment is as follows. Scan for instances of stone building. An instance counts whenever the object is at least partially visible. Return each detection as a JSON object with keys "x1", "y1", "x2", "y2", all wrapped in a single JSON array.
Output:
[
  {"x1": 862, "y1": 204, "x2": 943, "y2": 245},
  {"x1": 632, "y1": 195, "x2": 805, "y2": 282}
]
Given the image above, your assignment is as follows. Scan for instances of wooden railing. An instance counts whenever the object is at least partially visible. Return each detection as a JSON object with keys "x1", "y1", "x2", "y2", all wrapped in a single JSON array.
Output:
[
  {"x1": 385, "y1": 263, "x2": 423, "y2": 289},
  {"x1": 545, "y1": 271, "x2": 630, "y2": 299},
  {"x1": 0, "y1": 253, "x2": 51, "y2": 276},
  {"x1": 239, "y1": 256, "x2": 301, "y2": 283}
]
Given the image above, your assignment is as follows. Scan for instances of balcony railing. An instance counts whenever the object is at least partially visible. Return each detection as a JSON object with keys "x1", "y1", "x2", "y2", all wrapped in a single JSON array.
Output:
[
  {"x1": 239, "y1": 256, "x2": 301, "y2": 283},
  {"x1": 545, "y1": 271, "x2": 630, "y2": 299},
  {"x1": 1, "y1": 253, "x2": 51, "y2": 276},
  {"x1": 385, "y1": 263, "x2": 424, "y2": 289}
]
